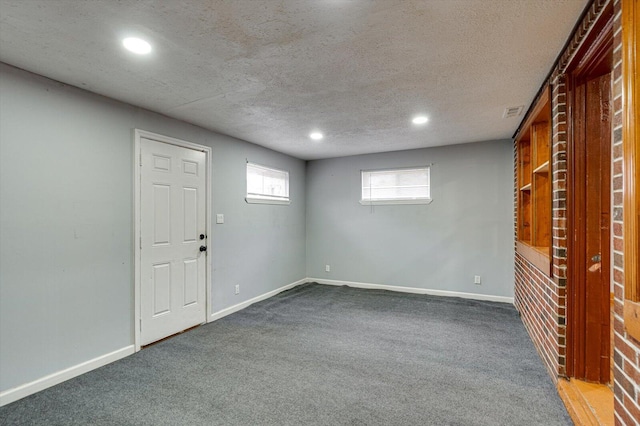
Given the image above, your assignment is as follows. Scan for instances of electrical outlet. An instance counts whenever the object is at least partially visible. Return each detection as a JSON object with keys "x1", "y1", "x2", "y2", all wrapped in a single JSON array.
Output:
[
  {"x1": 235, "y1": 284, "x2": 240, "y2": 294},
  {"x1": 325, "y1": 265, "x2": 331, "y2": 272},
  {"x1": 474, "y1": 275, "x2": 481, "y2": 285},
  {"x1": 216, "y1": 214, "x2": 224, "y2": 224}
]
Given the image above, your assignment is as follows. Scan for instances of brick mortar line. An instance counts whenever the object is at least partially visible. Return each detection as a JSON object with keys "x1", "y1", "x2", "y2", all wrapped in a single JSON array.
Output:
[
  {"x1": 613, "y1": 344, "x2": 640, "y2": 368},
  {"x1": 516, "y1": 288, "x2": 563, "y2": 320},
  {"x1": 613, "y1": 402, "x2": 639, "y2": 426},
  {"x1": 516, "y1": 286, "x2": 563, "y2": 312},
  {"x1": 613, "y1": 365, "x2": 640, "y2": 404},
  {"x1": 613, "y1": 413, "x2": 625, "y2": 425},
  {"x1": 613, "y1": 25, "x2": 622, "y2": 37},
  {"x1": 614, "y1": 350, "x2": 640, "y2": 376}
]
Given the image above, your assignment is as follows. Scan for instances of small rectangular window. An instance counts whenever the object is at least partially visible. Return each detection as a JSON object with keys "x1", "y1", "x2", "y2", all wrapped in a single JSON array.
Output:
[
  {"x1": 246, "y1": 162, "x2": 290, "y2": 205},
  {"x1": 360, "y1": 166, "x2": 431, "y2": 205}
]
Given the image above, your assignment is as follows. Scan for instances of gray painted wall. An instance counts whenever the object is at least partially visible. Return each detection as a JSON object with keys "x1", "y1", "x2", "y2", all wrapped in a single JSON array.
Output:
[
  {"x1": 305, "y1": 141, "x2": 514, "y2": 297},
  {"x1": 0, "y1": 64, "x2": 306, "y2": 392},
  {"x1": 0, "y1": 62, "x2": 514, "y2": 396}
]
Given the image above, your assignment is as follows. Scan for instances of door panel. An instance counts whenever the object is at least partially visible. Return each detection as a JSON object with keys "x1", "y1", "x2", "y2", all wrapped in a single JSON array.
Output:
[
  {"x1": 153, "y1": 263, "x2": 171, "y2": 316},
  {"x1": 183, "y1": 187, "x2": 198, "y2": 242},
  {"x1": 572, "y1": 72, "x2": 612, "y2": 383},
  {"x1": 183, "y1": 259, "x2": 198, "y2": 306},
  {"x1": 153, "y1": 185, "x2": 171, "y2": 245},
  {"x1": 141, "y1": 138, "x2": 207, "y2": 346},
  {"x1": 573, "y1": 82, "x2": 587, "y2": 376}
]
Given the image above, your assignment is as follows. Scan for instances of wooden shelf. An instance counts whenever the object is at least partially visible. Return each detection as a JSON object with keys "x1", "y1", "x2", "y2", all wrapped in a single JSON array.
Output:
[
  {"x1": 533, "y1": 161, "x2": 550, "y2": 174},
  {"x1": 516, "y1": 87, "x2": 551, "y2": 274}
]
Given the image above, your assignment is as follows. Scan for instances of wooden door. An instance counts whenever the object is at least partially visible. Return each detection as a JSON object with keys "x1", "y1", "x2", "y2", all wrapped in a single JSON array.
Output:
[
  {"x1": 571, "y1": 72, "x2": 612, "y2": 383},
  {"x1": 140, "y1": 137, "x2": 207, "y2": 346}
]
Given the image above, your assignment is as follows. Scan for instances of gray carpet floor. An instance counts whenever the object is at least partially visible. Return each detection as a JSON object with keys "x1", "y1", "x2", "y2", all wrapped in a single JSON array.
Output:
[{"x1": 0, "y1": 283, "x2": 571, "y2": 425}]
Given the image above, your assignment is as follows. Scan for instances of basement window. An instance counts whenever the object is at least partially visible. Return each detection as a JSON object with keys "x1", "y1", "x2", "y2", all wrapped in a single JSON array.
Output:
[
  {"x1": 360, "y1": 166, "x2": 431, "y2": 205},
  {"x1": 246, "y1": 162, "x2": 290, "y2": 205}
]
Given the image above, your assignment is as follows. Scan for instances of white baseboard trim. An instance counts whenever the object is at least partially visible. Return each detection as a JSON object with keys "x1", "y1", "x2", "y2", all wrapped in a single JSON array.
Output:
[
  {"x1": 309, "y1": 278, "x2": 514, "y2": 304},
  {"x1": 0, "y1": 345, "x2": 135, "y2": 407},
  {"x1": 1, "y1": 277, "x2": 509, "y2": 407},
  {"x1": 209, "y1": 277, "x2": 309, "y2": 322}
]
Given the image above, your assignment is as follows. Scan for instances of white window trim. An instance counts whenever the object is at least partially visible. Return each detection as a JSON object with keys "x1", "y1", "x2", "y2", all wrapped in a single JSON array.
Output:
[
  {"x1": 360, "y1": 165, "x2": 432, "y2": 206},
  {"x1": 246, "y1": 196, "x2": 291, "y2": 205},
  {"x1": 359, "y1": 198, "x2": 432, "y2": 206},
  {"x1": 245, "y1": 162, "x2": 291, "y2": 205}
]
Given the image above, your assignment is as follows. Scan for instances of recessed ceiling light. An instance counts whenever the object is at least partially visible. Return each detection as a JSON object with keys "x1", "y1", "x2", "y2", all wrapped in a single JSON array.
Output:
[
  {"x1": 122, "y1": 37, "x2": 152, "y2": 55},
  {"x1": 309, "y1": 132, "x2": 324, "y2": 140},
  {"x1": 412, "y1": 116, "x2": 429, "y2": 125}
]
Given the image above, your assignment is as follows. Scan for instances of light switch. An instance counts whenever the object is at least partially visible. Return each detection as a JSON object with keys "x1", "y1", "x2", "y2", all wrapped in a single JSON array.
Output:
[{"x1": 216, "y1": 214, "x2": 224, "y2": 224}]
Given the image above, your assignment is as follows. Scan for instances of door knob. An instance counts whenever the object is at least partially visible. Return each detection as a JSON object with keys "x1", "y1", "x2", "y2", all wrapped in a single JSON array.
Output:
[
  {"x1": 199, "y1": 246, "x2": 207, "y2": 252},
  {"x1": 200, "y1": 234, "x2": 206, "y2": 240},
  {"x1": 591, "y1": 254, "x2": 601, "y2": 262}
]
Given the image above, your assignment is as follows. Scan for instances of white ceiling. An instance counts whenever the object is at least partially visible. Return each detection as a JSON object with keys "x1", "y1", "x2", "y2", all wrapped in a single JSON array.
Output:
[{"x1": 0, "y1": 0, "x2": 587, "y2": 160}]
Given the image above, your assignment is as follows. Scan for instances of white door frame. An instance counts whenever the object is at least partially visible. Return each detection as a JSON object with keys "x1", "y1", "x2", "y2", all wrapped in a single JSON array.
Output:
[{"x1": 133, "y1": 129, "x2": 213, "y2": 352}]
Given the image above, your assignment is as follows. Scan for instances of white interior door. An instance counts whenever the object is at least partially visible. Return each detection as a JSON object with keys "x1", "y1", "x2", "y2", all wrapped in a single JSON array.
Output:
[{"x1": 140, "y1": 137, "x2": 207, "y2": 346}]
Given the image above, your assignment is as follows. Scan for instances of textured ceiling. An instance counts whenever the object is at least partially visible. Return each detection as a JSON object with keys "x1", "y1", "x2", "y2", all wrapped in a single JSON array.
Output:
[{"x1": 0, "y1": 0, "x2": 588, "y2": 160}]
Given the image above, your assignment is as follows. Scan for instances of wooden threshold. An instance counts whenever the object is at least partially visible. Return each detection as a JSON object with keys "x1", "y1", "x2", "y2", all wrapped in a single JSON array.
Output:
[
  {"x1": 557, "y1": 378, "x2": 614, "y2": 426},
  {"x1": 141, "y1": 323, "x2": 202, "y2": 349}
]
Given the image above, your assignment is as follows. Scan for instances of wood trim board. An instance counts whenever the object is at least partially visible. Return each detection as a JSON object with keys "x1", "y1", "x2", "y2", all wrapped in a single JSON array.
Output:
[{"x1": 622, "y1": 0, "x2": 640, "y2": 341}]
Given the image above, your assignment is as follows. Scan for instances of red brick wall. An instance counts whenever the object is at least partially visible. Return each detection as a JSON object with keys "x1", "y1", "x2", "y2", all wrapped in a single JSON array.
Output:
[
  {"x1": 611, "y1": 1, "x2": 640, "y2": 423},
  {"x1": 514, "y1": 254, "x2": 565, "y2": 381},
  {"x1": 513, "y1": 62, "x2": 569, "y2": 385}
]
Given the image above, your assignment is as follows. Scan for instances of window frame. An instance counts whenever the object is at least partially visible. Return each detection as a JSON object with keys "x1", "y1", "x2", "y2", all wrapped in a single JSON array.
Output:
[
  {"x1": 359, "y1": 166, "x2": 432, "y2": 206},
  {"x1": 245, "y1": 162, "x2": 291, "y2": 205}
]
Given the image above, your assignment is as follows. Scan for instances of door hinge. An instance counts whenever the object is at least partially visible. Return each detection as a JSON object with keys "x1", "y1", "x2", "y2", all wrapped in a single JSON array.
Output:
[
  {"x1": 140, "y1": 236, "x2": 142, "y2": 250},
  {"x1": 139, "y1": 153, "x2": 143, "y2": 167},
  {"x1": 140, "y1": 319, "x2": 142, "y2": 332}
]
